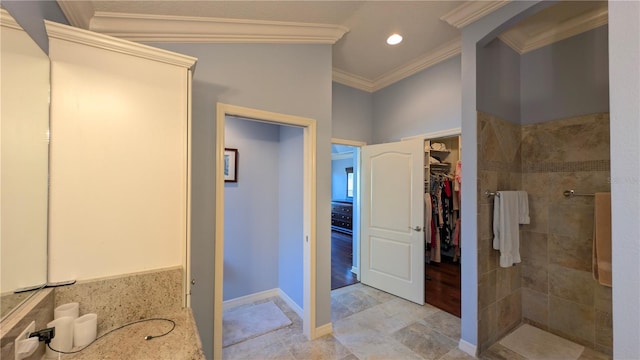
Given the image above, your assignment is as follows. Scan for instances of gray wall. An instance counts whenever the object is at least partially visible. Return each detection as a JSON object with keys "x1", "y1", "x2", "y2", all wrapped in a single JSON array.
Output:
[
  {"x1": 223, "y1": 117, "x2": 281, "y2": 301},
  {"x1": 332, "y1": 82, "x2": 373, "y2": 144},
  {"x1": 279, "y1": 125, "x2": 305, "y2": 308},
  {"x1": 477, "y1": 38, "x2": 521, "y2": 123},
  {"x1": 2, "y1": 0, "x2": 68, "y2": 53},
  {"x1": 372, "y1": 55, "x2": 462, "y2": 143},
  {"x1": 521, "y1": 25, "x2": 609, "y2": 124},
  {"x1": 151, "y1": 42, "x2": 333, "y2": 359}
]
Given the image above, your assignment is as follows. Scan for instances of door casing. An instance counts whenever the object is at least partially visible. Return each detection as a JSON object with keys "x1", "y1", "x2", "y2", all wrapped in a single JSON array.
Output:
[{"x1": 213, "y1": 103, "x2": 317, "y2": 359}]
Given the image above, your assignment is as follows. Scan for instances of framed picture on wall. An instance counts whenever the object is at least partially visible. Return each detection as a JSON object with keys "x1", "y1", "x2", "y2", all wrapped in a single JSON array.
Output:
[{"x1": 224, "y1": 148, "x2": 238, "y2": 182}]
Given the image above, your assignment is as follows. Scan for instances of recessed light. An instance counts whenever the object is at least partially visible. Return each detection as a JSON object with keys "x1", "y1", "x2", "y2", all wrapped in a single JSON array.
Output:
[{"x1": 387, "y1": 33, "x2": 403, "y2": 45}]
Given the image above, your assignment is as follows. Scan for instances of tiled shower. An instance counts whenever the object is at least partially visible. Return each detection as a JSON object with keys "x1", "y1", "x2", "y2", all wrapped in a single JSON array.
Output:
[{"x1": 477, "y1": 111, "x2": 612, "y2": 355}]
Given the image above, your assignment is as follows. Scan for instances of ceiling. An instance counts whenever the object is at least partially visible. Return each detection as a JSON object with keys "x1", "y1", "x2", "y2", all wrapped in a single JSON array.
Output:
[{"x1": 56, "y1": 1, "x2": 608, "y2": 92}]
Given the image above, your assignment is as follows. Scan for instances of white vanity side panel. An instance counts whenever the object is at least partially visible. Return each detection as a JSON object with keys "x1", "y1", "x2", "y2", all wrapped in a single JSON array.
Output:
[
  {"x1": 48, "y1": 36, "x2": 188, "y2": 281},
  {"x1": 0, "y1": 25, "x2": 50, "y2": 292}
]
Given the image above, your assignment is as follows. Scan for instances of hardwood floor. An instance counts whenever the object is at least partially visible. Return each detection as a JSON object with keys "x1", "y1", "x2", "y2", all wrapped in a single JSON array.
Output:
[
  {"x1": 331, "y1": 231, "x2": 359, "y2": 290},
  {"x1": 425, "y1": 257, "x2": 461, "y2": 317}
]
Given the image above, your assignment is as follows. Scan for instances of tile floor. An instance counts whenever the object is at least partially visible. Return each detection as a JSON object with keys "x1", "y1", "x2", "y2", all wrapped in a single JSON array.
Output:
[{"x1": 222, "y1": 283, "x2": 612, "y2": 360}]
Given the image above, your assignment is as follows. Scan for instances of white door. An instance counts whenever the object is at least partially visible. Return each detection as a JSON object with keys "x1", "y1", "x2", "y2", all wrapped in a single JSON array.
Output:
[{"x1": 360, "y1": 139, "x2": 424, "y2": 304}]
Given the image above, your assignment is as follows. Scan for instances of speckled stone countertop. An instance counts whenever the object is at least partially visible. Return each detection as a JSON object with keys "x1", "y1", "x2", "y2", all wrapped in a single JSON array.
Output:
[{"x1": 54, "y1": 308, "x2": 205, "y2": 360}]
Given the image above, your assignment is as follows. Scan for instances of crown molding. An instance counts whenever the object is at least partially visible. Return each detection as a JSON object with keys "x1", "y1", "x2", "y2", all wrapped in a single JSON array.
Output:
[
  {"x1": 331, "y1": 138, "x2": 367, "y2": 147},
  {"x1": 333, "y1": 37, "x2": 461, "y2": 93},
  {"x1": 440, "y1": 1, "x2": 511, "y2": 29},
  {"x1": 56, "y1": 0, "x2": 94, "y2": 29},
  {"x1": 331, "y1": 151, "x2": 354, "y2": 161},
  {"x1": 45, "y1": 20, "x2": 197, "y2": 69},
  {"x1": 498, "y1": 6, "x2": 608, "y2": 54},
  {"x1": 332, "y1": 68, "x2": 376, "y2": 93},
  {"x1": 1, "y1": 8, "x2": 21, "y2": 30},
  {"x1": 87, "y1": 11, "x2": 348, "y2": 44},
  {"x1": 372, "y1": 37, "x2": 461, "y2": 91}
]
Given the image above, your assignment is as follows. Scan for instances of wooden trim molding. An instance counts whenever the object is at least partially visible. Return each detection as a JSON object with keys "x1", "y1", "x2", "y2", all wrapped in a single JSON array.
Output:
[
  {"x1": 440, "y1": 1, "x2": 511, "y2": 29},
  {"x1": 89, "y1": 11, "x2": 348, "y2": 44},
  {"x1": 333, "y1": 38, "x2": 460, "y2": 93},
  {"x1": 44, "y1": 20, "x2": 197, "y2": 69},
  {"x1": 0, "y1": 9, "x2": 21, "y2": 30},
  {"x1": 57, "y1": 0, "x2": 94, "y2": 29},
  {"x1": 332, "y1": 69, "x2": 376, "y2": 93},
  {"x1": 372, "y1": 37, "x2": 461, "y2": 91},
  {"x1": 498, "y1": 6, "x2": 608, "y2": 54},
  {"x1": 331, "y1": 152, "x2": 354, "y2": 161}
]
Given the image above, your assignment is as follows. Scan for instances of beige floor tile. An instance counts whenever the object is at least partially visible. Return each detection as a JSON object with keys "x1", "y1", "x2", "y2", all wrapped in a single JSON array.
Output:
[
  {"x1": 480, "y1": 343, "x2": 527, "y2": 360},
  {"x1": 392, "y1": 322, "x2": 458, "y2": 359},
  {"x1": 421, "y1": 310, "x2": 462, "y2": 341},
  {"x1": 222, "y1": 330, "x2": 295, "y2": 360},
  {"x1": 288, "y1": 334, "x2": 352, "y2": 360},
  {"x1": 440, "y1": 347, "x2": 478, "y2": 360}
]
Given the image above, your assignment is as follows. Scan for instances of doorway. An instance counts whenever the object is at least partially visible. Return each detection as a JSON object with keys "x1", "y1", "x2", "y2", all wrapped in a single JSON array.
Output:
[
  {"x1": 213, "y1": 103, "x2": 317, "y2": 359},
  {"x1": 423, "y1": 133, "x2": 462, "y2": 318},
  {"x1": 330, "y1": 138, "x2": 365, "y2": 291}
]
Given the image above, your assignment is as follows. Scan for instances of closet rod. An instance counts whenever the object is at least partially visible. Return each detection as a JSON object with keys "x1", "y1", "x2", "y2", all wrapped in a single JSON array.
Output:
[{"x1": 563, "y1": 189, "x2": 595, "y2": 198}]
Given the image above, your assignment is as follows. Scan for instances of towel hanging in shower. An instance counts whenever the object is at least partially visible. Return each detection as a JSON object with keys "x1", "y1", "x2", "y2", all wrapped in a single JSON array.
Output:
[{"x1": 493, "y1": 190, "x2": 529, "y2": 268}]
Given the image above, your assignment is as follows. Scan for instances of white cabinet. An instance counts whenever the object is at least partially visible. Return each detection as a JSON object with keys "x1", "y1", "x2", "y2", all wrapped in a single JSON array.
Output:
[{"x1": 46, "y1": 21, "x2": 197, "y2": 288}]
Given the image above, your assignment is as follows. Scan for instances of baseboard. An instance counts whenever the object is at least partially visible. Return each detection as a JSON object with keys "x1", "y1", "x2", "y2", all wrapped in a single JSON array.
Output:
[
  {"x1": 315, "y1": 322, "x2": 333, "y2": 337},
  {"x1": 278, "y1": 289, "x2": 303, "y2": 318},
  {"x1": 222, "y1": 288, "x2": 279, "y2": 310},
  {"x1": 350, "y1": 266, "x2": 359, "y2": 276},
  {"x1": 458, "y1": 338, "x2": 477, "y2": 357}
]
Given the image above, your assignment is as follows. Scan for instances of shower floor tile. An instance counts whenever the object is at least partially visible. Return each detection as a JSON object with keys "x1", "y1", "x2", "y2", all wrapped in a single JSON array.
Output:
[{"x1": 498, "y1": 324, "x2": 584, "y2": 360}]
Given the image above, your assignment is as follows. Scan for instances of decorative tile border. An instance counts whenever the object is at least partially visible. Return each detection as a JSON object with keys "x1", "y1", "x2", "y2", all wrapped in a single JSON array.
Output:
[
  {"x1": 479, "y1": 160, "x2": 522, "y2": 173},
  {"x1": 523, "y1": 160, "x2": 610, "y2": 173}
]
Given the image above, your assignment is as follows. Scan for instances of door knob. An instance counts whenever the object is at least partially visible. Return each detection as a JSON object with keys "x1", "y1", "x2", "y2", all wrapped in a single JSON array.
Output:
[
  {"x1": 409, "y1": 226, "x2": 422, "y2": 232},
  {"x1": 191, "y1": 278, "x2": 196, "y2": 285}
]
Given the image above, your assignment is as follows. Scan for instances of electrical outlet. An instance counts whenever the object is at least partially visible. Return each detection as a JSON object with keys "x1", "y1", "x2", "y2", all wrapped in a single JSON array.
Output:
[{"x1": 29, "y1": 327, "x2": 55, "y2": 343}]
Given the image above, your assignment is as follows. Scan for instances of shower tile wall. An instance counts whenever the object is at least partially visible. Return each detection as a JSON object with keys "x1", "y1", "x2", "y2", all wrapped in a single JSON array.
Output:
[
  {"x1": 477, "y1": 112, "x2": 523, "y2": 353},
  {"x1": 520, "y1": 113, "x2": 612, "y2": 355}
]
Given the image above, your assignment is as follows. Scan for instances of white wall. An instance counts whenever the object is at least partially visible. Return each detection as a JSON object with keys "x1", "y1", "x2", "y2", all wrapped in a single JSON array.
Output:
[
  {"x1": 48, "y1": 33, "x2": 191, "y2": 283},
  {"x1": 332, "y1": 82, "x2": 373, "y2": 144},
  {"x1": 278, "y1": 125, "x2": 304, "y2": 308},
  {"x1": 609, "y1": 2, "x2": 640, "y2": 358},
  {"x1": 0, "y1": 21, "x2": 49, "y2": 292},
  {"x1": 372, "y1": 55, "x2": 462, "y2": 143},
  {"x1": 150, "y1": 42, "x2": 332, "y2": 359},
  {"x1": 223, "y1": 117, "x2": 281, "y2": 300}
]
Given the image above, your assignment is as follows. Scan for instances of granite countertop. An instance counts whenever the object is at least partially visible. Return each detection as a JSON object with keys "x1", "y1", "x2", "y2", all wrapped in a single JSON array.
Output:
[{"x1": 56, "y1": 308, "x2": 205, "y2": 360}]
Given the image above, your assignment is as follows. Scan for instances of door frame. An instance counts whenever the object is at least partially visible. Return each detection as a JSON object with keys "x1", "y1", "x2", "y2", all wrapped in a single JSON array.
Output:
[
  {"x1": 214, "y1": 103, "x2": 317, "y2": 359},
  {"x1": 331, "y1": 138, "x2": 366, "y2": 279}
]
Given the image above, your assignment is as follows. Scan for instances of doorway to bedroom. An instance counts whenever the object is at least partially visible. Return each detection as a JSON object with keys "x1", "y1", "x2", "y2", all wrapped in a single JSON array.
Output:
[{"x1": 331, "y1": 141, "x2": 361, "y2": 290}]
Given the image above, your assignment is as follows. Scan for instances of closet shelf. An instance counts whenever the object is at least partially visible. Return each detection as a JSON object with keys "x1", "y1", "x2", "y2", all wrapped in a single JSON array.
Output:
[
  {"x1": 428, "y1": 163, "x2": 452, "y2": 170},
  {"x1": 430, "y1": 149, "x2": 451, "y2": 159}
]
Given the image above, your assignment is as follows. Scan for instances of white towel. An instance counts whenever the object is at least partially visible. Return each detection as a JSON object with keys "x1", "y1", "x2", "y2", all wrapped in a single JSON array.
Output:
[
  {"x1": 493, "y1": 191, "x2": 529, "y2": 268},
  {"x1": 517, "y1": 191, "x2": 530, "y2": 224}
]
